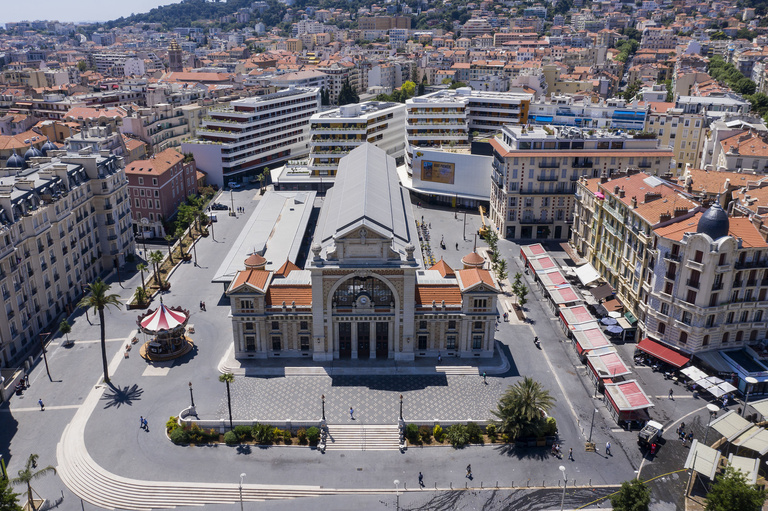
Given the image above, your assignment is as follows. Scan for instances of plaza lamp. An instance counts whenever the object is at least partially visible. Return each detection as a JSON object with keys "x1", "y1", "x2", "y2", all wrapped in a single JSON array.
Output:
[
  {"x1": 559, "y1": 465, "x2": 567, "y2": 511},
  {"x1": 742, "y1": 376, "x2": 758, "y2": 418},
  {"x1": 239, "y1": 473, "x2": 246, "y2": 511}
]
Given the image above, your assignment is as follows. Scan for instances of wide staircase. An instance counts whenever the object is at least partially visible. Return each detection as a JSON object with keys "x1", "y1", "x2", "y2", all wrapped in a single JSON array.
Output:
[{"x1": 325, "y1": 424, "x2": 401, "y2": 451}]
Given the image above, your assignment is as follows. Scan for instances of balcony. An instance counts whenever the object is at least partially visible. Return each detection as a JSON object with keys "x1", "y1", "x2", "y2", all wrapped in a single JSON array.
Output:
[
  {"x1": 665, "y1": 272, "x2": 676, "y2": 280},
  {"x1": 734, "y1": 280, "x2": 743, "y2": 287},
  {"x1": 538, "y1": 162, "x2": 560, "y2": 169},
  {"x1": 686, "y1": 279, "x2": 700, "y2": 289},
  {"x1": 537, "y1": 174, "x2": 560, "y2": 181},
  {"x1": 748, "y1": 279, "x2": 758, "y2": 287},
  {"x1": 519, "y1": 217, "x2": 555, "y2": 224},
  {"x1": 712, "y1": 282, "x2": 724, "y2": 291},
  {"x1": 663, "y1": 252, "x2": 681, "y2": 262}
]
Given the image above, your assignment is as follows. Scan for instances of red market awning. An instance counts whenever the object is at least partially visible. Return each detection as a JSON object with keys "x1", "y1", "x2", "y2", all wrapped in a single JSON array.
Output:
[{"x1": 637, "y1": 338, "x2": 690, "y2": 368}]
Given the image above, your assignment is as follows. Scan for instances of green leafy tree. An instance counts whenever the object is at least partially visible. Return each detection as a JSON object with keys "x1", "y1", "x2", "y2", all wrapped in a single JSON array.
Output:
[
  {"x1": 492, "y1": 377, "x2": 555, "y2": 440},
  {"x1": 401, "y1": 80, "x2": 416, "y2": 99},
  {"x1": 706, "y1": 466, "x2": 767, "y2": 511},
  {"x1": 58, "y1": 319, "x2": 71, "y2": 344},
  {"x1": 448, "y1": 80, "x2": 467, "y2": 89},
  {"x1": 623, "y1": 80, "x2": 643, "y2": 102},
  {"x1": 10, "y1": 454, "x2": 56, "y2": 511},
  {"x1": 611, "y1": 479, "x2": 651, "y2": 511},
  {"x1": 175, "y1": 227, "x2": 187, "y2": 257},
  {"x1": 495, "y1": 258, "x2": 508, "y2": 282},
  {"x1": 337, "y1": 78, "x2": 359, "y2": 105},
  {"x1": 0, "y1": 477, "x2": 22, "y2": 511},
  {"x1": 149, "y1": 250, "x2": 164, "y2": 286},
  {"x1": 418, "y1": 76, "x2": 426, "y2": 96},
  {"x1": 518, "y1": 285, "x2": 529, "y2": 308},
  {"x1": 219, "y1": 372, "x2": 235, "y2": 430},
  {"x1": 77, "y1": 279, "x2": 121, "y2": 384},
  {"x1": 735, "y1": 77, "x2": 756, "y2": 95}
]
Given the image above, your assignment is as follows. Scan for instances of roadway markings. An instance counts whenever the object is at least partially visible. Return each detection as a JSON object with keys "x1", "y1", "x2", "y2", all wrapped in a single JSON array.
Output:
[
  {"x1": 2, "y1": 405, "x2": 81, "y2": 413},
  {"x1": 142, "y1": 363, "x2": 172, "y2": 377}
]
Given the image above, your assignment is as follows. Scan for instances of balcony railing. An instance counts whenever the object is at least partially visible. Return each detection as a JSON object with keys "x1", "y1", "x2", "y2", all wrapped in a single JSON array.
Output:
[
  {"x1": 712, "y1": 282, "x2": 724, "y2": 291},
  {"x1": 663, "y1": 252, "x2": 681, "y2": 262},
  {"x1": 686, "y1": 279, "x2": 700, "y2": 289}
]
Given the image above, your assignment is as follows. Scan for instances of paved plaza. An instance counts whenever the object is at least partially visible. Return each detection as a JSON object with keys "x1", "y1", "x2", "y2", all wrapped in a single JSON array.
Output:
[{"x1": 0, "y1": 187, "x2": 728, "y2": 510}]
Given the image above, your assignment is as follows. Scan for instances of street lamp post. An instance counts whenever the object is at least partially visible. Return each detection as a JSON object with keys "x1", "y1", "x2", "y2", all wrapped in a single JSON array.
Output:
[
  {"x1": 703, "y1": 403, "x2": 720, "y2": 446},
  {"x1": 743, "y1": 376, "x2": 758, "y2": 418},
  {"x1": 394, "y1": 479, "x2": 400, "y2": 511},
  {"x1": 114, "y1": 256, "x2": 121, "y2": 286},
  {"x1": 230, "y1": 190, "x2": 235, "y2": 216},
  {"x1": 40, "y1": 332, "x2": 52, "y2": 381},
  {"x1": 192, "y1": 237, "x2": 198, "y2": 267},
  {"x1": 559, "y1": 466, "x2": 567, "y2": 511},
  {"x1": 588, "y1": 408, "x2": 598, "y2": 444},
  {"x1": 239, "y1": 473, "x2": 246, "y2": 511},
  {"x1": 321, "y1": 394, "x2": 326, "y2": 421},
  {"x1": 209, "y1": 215, "x2": 215, "y2": 241},
  {"x1": 399, "y1": 394, "x2": 403, "y2": 421},
  {"x1": 188, "y1": 382, "x2": 195, "y2": 408}
]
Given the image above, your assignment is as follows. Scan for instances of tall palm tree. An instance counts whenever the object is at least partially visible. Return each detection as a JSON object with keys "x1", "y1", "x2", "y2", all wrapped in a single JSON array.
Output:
[
  {"x1": 149, "y1": 251, "x2": 164, "y2": 286},
  {"x1": 136, "y1": 263, "x2": 147, "y2": 290},
  {"x1": 219, "y1": 372, "x2": 235, "y2": 429},
  {"x1": 77, "y1": 279, "x2": 121, "y2": 384},
  {"x1": 175, "y1": 227, "x2": 187, "y2": 258},
  {"x1": 164, "y1": 234, "x2": 175, "y2": 264},
  {"x1": 10, "y1": 454, "x2": 56, "y2": 511},
  {"x1": 492, "y1": 377, "x2": 555, "y2": 440}
]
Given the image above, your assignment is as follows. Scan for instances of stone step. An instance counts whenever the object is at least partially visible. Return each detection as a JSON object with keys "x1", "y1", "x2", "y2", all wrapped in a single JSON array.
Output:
[
  {"x1": 325, "y1": 425, "x2": 401, "y2": 451},
  {"x1": 436, "y1": 366, "x2": 479, "y2": 375}
]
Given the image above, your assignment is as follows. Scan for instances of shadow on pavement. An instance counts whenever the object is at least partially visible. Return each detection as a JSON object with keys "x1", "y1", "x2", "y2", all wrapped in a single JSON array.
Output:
[
  {"x1": 330, "y1": 375, "x2": 448, "y2": 391},
  {"x1": 494, "y1": 443, "x2": 551, "y2": 462},
  {"x1": 495, "y1": 343, "x2": 520, "y2": 378},
  {"x1": 170, "y1": 344, "x2": 199, "y2": 367},
  {"x1": 101, "y1": 382, "x2": 144, "y2": 408}
]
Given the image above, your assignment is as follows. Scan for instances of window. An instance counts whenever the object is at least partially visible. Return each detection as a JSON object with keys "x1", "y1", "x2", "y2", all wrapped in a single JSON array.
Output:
[
  {"x1": 448, "y1": 320, "x2": 456, "y2": 330},
  {"x1": 685, "y1": 290, "x2": 697, "y2": 304},
  {"x1": 664, "y1": 282, "x2": 673, "y2": 295},
  {"x1": 271, "y1": 321, "x2": 279, "y2": 331},
  {"x1": 755, "y1": 310, "x2": 763, "y2": 322},
  {"x1": 138, "y1": 177, "x2": 144, "y2": 185},
  {"x1": 472, "y1": 335, "x2": 482, "y2": 349},
  {"x1": 722, "y1": 332, "x2": 729, "y2": 344},
  {"x1": 657, "y1": 322, "x2": 666, "y2": 335},
  {"x1": 154, "y1": 190, "x2": 159, "y2": 197},
  {"x1": 727, "y1": 312, "x2": 735, "y2": 324},
  {"x1": 244, "y1": 322, "x2": 254, "y2": 331},
  {"x1": 682, "y1": 311, "x2": 692, "y2": 325},
  {"x1": 245, "y1": 336, "x2": 256, "y2": 351},
  {"x1": 272, "y1": 336, "x2": 281, "y2": 350},
  {"x1": 679, "y1": 331, "x2": 688, "y2": 344},
  {"x1": 660, "y1": 302, "x2": 669, "y2": 316},
  {"x1": 300, "y1": 336, "x2": 310, "y2": 351},
  {"x1": 155, "y1": 200, "x2": 160, "y2": 209},
  {"x1": 709, "y1": 294, "x2": 718, "y2": 307},
  {"x1": 419, "y1": 320, "x2": 427, "y2": 330},
  {"x1": 135, "y1": 198, "x2": 140, "y2": 207},
  {"x1": 694, "y1": 250, "x2": 703, "y2": 263},
  {"x1": 719, "y1": 253, "x2": 726, "y2": 265},
  {"x1": 473, "y1": 298, "x2": 487, "y2": 310},
  {"x1": 736, "y1": 330, "x2": 744, "y2": 343},
  {"x1": 446, "y1": 335, "x2": 456, "y2": 350},
  {"x1": 152, "y1": 178, "x2": 158, "y2": 186},
  {"x1": 702, "y1": 335, "x2": 709, "y2": 346},
  {"x1": 240, "y1": 299, "x2": 254, "y2": 311},
  {"x1": 741, "y1": 311, "x2": 749, "y2": 323},
  {"x1": 300, "y1": 321, "x2": 308, "y2": 330},
  {"x1": 705, "y1": 315, "x2": 715, "y2": 328},
  {"x1": 473, "y1": 321, "x2": 483, "y2": 331},
  {"x1": 418, "y1": 335, "x2": 428, "y2": 350}
]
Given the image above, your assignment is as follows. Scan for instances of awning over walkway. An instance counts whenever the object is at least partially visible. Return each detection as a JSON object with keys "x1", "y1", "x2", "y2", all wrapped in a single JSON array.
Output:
[
  {"x1": 586, "y1": 347, "x2": 632, "y2": 379},
  {"x1": 710, "y1": 410, "x2": 752, "y2": 442},
  {"x1": 749, "y1": 398, "x2": 768, "y2": 419},
  {"x1": 548, "y1": 285, "x2": 581, "y2": 305},
  {"x1": 520, "y1": 244, "x2": 547, "y2": 264},
  {"x1": 732, "y1": 426, "x2": 768, "y2": 456},
  {"x1": 728, "y1": 454, "x2": 760, "y2": 484},
  {"x1": 684, "y1": 440, "x2": 720, "y2": 480},
  {"x1": 637, "y1": 338, "x2": 690, "y2": 368},
  {"x1": 539, "y1": 269, "x2": 568, "y2": 288},
  {"x1": 560, "y1": 304, "x2": 595, "y2": 330},
  {"x1": 589, "y1": 283, "x2": 614, "y2": 301},
  {"x1": 573, "y1": 324, "x2": 611, "y2": 354},
  {"x1": 604, "y1": 380, "x2": 654, "y2": 411},
  {"x1": 695, "y1": 351, "x2": 735, "y2": 374},
  {"x1": 575, "y1": 263, "x2": 601, "y2": 286}
]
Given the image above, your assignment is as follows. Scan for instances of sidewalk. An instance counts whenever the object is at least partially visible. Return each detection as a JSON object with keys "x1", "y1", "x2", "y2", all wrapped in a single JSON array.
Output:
[{"x1": 218, "y1": 343, "x2": 511, "y2": 377}]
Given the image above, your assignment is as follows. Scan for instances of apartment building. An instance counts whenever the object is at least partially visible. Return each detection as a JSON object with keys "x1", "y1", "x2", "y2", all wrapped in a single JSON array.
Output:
[
  {"x1": 121, "y1": 103, "x2": 196, "y2": 154},
  {"x1": 181, "y1": 87, "x2": 320, "y2": 188},
  {"x1": 0, "y1": 149, "x2": 134, "y2": 368},
  {"x1": 644, "y1": 103, "x2": 706, "y2": 173},
  {"x1": 571, "y1": 172, "x2": 698, "y2": 341},
  {"x1": 715, "y1": 131, "x2": 768, "y2": 172},
  {"x1": 490, "y1": 126, "x2": 674, "y2": 240},
  {"x1": 126, "y1": 148, "x2": 198, "y2": 239},
  {"x1": 308, "y1": 102, "x2": 406, "y2": 177},
  {"x1": 640, "y1": 27, "x2": 676, "y2": 49},
  {"x1": 358, "y1": 16, "x2": 411, "y2": 30},
  {"x1": 528, "y1": 95, "x2": 647, "y2": 130}
]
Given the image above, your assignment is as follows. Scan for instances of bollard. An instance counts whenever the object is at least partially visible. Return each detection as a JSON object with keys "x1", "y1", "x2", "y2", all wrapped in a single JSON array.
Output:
[
  {"x1": 496, "y1": 481, "x2": 499, "y2": 488},
  {"x1": 558, "y1": 481, "x2": 561, "y2": 487},
  {"x1": 481, "y1": 481, "x2": 483, "y2": 489},
  {"x1": 589, "y1": 479, "x2": 591, "y2": 486},
  {"x1": 543, "y1": 480, "x2": 545, "y2": 487},
  {"x1": 435, "y1": 483, "x2": 438, "y2": 490},
  {"x1": 450, "y1": 482, "x2": 453, "y2": 490},
  {"x1": 465, "y1": 482, "x2": 468, "y2": 489},
  {"x1": 526, "y1": 480, "x2": 530, "y2": 487},
  {"x1": 511, "y1": 481, "x2": 514, "y2": 488},
  {"x1": 404, "y1": 482, "x2": 407, "y2": 490}
]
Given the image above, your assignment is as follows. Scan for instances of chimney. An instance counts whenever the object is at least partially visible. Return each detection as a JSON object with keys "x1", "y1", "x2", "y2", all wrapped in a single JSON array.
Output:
[
  {"x1": 644, "y1": 191, "x2": 662, "y2": 203},
  {"x1": 673, "y1": 207, "x2": 688, "y2": 217},
  {"x1": 631, "y1": 196, "x2": 638, "y2": 208},
  {"x1": 600, "y1": 169, "x2": 609, "y2": 184},
  {"x1": 659, "y1": 211, "x2": 672, "y2": 223},
  {"x1": 614, "y1": 185, "x2": 620, "y2": 195},
  {"x1": 618, "y1": 186, "x2": 625, "y2": 198}
]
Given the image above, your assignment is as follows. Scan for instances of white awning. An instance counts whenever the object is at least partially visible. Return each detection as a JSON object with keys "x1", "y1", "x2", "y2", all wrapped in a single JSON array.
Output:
[
  {"x1": 681, "y1": 366, "x2": 709, "y2": 381},
  {"x1": 710, "y1": 410, "x2": 753, "y2": 442},
  {"x1": 575, "y1": 263, "x2": 601, "y2": 286},
  {"x1": 684, "y1": 440, "x2": 721, "y2": 480},
  {"x1": 728, "y1": 454, "x2": 760, "y2": 484},
  {"x1": 749, "y1": 398, "x2": 768, "y2": 419}
]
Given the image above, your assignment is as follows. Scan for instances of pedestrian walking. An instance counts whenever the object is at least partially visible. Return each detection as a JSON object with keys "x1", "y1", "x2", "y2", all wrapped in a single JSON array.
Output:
[
  {"x1": 143, "y1": 417, "x2": 149, "y2": 431},
  {"x1": 669, "y1": 389, "x2": 674, "y2": 399},
  {"x1": 24, "y1": 374, "x2": 29, "y2": 387},
  {"x1": 466, "y1": 464, "x2": 472, "y2": 478},
  {"x1": 199, "y1": 301, "x2": 203, "y2": 311},
  {"x1": 482, "y1": 371, "x2": 487, "y2": 384},
  {"x1": 606, "y1": 442, "x2": 611, "y2": 456},
  {"x1": 437, "y1": 353, "x2": 442, "y2": 364},
  {"x1": 687, "y1": 432, "x2": 693, "y2": 444},
  {"x1": 140, "y1": 416, "x2": 144, "y2": 429},
  {"x1": 202, "y1": 302, "x2": 206, "y2": 311},
  {"x1": 349, "y1": 407, "x2": 354, "y2": 420},
  {"x1": 38, "y1": 399, "x2": 44, "y2": 411},
  {"x1": 568, "y1": 448, "x2": 574, "y2": 461},
  {"x1": 418, "y1": 472, "x2": 424, "y2": 487}
]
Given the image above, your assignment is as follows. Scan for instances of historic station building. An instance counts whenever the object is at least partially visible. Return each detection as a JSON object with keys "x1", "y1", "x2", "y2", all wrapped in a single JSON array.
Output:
[{"x1": 226, "y1": 143, "x2": 500, "y2": 362}]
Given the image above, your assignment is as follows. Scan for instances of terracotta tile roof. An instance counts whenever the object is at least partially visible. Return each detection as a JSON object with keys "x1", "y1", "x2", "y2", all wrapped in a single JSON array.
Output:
[
  {"x1": 274, "y1": 259, "x2": 300, "y2": 277},
  {"x1": 735, "y1": 185, "x2": 768, "y2": 211},
  {"x1": 126, "y1": 148, "x2": 184, "y2": 176},
  {"x1": 415, "y1": 285, "x2": 462, "y2": 305},
  {"x1": 654, "y1": 212, "x2": 768, "y2": 247},
  {"x1": 461, "y1": 251, "x2": 485, "y2": 267},
  {"x1": 679, "y1": 168, "x2": 759, "y2": 194},
  {"x1": 720, "y1": 132, "x2": 768, "y2": 158},
  {"x1": 429, "y1": 258, "x2": 455, "y2": 277},
  {"x1": 633, "y1": 194, "x2": 698, "y2": 224},
  {"x1": 265, "y1": 286, "x2": 312, "y2": 306},
  {"x1": 230, "y1": 268, "x2": 270, "y2": 292},
  {"x1": 456, "y1": 268, "x2": 497, "y2": 290},
  {"x1": 64, "y1": 106, "x2": 127, "y2": 120}
]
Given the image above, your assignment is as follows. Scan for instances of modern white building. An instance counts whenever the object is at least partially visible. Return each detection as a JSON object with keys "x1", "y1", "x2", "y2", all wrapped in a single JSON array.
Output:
[
  {"x1": 527, "y1": 95, "x2": 647, "y2": 131},
  {"x1": 181, "y1": 87, "x2": 320, "y2": 187}
]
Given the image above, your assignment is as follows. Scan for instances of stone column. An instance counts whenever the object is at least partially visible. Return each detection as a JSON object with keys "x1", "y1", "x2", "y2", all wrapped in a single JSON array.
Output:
[
  {"x1": 351, "y1": 320, "x2": 358, "y2": 359},
  {"x1": 369, "y1": 320, "x2": 376, "y2": 359}
]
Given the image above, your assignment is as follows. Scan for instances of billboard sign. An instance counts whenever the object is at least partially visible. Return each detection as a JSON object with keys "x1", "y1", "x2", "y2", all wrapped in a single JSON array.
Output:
[{"x1": 420, "y1": 160, "x2": 455, "y2": 184}]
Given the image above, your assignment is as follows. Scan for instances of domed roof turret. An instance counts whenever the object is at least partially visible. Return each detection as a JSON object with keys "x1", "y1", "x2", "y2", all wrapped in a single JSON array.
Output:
[
  {"x1": 244, "y1": 253, "x2": 267, "y2": 269},
  {"x1": 23, "y1": 146, "x2": 42, "y2": 161},
  {"x1": 41, "y1": 138, "x2": 57, "y2": 156},
  {"x1": 696, "y1": 201, "x2": 730, "y2": 240},
  {"x1": 6, "y1": 150, "x2": 25, "y2": 169}
]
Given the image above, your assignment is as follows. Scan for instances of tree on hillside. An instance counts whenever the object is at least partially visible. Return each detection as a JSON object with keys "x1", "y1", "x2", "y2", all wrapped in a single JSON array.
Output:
[
  {"x1": 77, "y1": 279, "x2": 121, "y2": 384},
  {"x1": 611, "y1": 479, "x2": 651, "y2": 511}
]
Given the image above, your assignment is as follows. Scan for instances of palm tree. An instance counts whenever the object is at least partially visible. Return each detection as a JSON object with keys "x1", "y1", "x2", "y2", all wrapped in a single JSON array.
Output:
[
  {"x1": 58, "y1": 319, "x2": 71, "y2": 345},
  {"x1": 164, "y1": 235, "x2": 175, "y2": 264},
  {"x1": 492, "y1": 377, "x2": 555, "y2": 440},
  {"x1": 175, "y1": 227, "x2": 187, "y2": 258},
  {"x1": 136, "y1": 263, "x2": 148, "y2": 290},
  {"x1": 219, "y1": 372, "x2": 235, "y2": 429},
  {"x1": 149, "y1": 251, "x2": 164, "y2": 287},
  {"x1": 10, "y1": 454, "x2": 56, "y2": 511},
  {"x1": 77, "y1": 279, "x2": 121, "y2": 384}
]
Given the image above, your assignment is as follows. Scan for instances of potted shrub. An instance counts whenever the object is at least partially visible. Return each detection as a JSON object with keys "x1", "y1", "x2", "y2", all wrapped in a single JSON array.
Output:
[{"x1": 306, "y1": 426, "x2": 320, "y2": 446}]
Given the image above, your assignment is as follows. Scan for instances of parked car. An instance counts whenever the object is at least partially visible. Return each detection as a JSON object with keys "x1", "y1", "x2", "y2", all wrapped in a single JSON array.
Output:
[
  {"x1": 211, "y1": 203, "x2": 228, "y2": 211},
  {"x1": 228, "y1": 182, "x2": 242, "y2": 189}
]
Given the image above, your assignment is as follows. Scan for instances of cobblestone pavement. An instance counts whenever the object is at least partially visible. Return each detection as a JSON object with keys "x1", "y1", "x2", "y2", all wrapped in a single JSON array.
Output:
[{"x1": 216, "y1": 374, "x2": 508, "y2": 424}]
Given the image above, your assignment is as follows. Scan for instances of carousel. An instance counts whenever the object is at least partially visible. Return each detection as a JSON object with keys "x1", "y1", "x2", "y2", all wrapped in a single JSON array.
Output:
[{"x1": 136, "y1": 299, "x2": 194, "y2": 361}]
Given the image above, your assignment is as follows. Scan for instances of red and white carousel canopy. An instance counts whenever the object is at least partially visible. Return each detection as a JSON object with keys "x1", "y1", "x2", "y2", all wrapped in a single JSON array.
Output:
[{"x1": 140, "y1": 303, "x2": 188, "y2": 332}]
